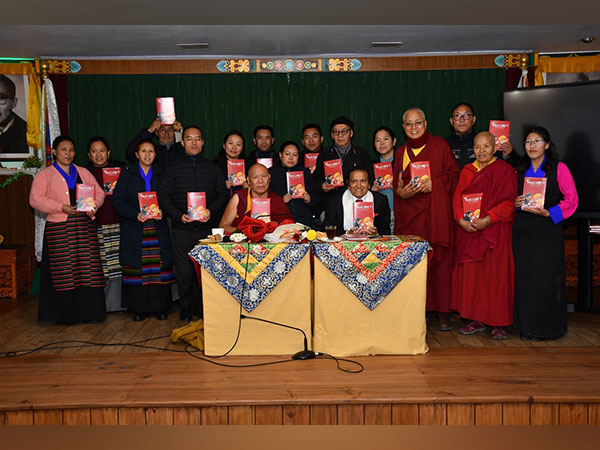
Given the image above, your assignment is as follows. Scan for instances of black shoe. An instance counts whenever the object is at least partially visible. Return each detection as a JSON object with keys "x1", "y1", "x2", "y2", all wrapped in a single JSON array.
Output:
[
  {"x1": 133, "y1": 313, "x2": 145, "y2": 322},
  {"x1": 156, "y1": 312, "x2": 168, "y2": 321},
  {"x1": 179, "y1": 308, "x2": 193, "y2": 322}
]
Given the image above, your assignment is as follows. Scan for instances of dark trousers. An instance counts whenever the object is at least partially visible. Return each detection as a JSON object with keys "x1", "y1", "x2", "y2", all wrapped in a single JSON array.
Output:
[{"x1": 171, "y1": 228, "x2": 205, "y2": 316}]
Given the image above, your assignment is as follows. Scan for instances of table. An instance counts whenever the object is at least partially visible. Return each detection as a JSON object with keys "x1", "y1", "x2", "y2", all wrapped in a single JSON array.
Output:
[
  {"x1": 0, "y1": 244, "x2": 36, "y2": 299},
  {"x1": 312, "y1": 237, "x2": 430, "y2": 356},
  {"x1": 189, "y1": 242, "x2": 312, "y2": 356}
]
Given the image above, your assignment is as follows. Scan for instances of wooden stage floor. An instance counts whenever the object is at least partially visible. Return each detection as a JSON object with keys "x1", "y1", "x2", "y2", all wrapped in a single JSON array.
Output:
[{"x1": 1, "y1": 295, "x2": 600, "y2": 425}]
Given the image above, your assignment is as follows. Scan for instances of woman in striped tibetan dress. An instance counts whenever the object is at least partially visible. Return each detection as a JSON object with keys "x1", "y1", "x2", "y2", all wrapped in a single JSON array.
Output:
[
  {"x1": 29, "y1": 135, "x2": 107, "y2": 323},
  {"x1": 85, "y1": 136, "x2": 127, "y2": 312},
  {"x1": 112, "y1": 139, "x2": 175, "y2": 322}
]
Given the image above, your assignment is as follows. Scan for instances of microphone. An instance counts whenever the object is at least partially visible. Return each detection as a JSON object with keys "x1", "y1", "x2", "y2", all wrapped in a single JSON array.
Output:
[{"x1": 240, "y1": 314, "x2": 316, "y2": 360}]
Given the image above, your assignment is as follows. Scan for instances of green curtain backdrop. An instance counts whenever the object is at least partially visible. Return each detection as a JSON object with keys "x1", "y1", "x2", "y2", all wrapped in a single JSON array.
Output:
[{"x1": 67, "y1": 69, "x2": 505, "y2": 166}]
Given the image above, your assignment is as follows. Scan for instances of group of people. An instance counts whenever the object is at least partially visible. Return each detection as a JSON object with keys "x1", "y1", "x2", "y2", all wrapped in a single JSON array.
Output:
[{"x1": 28, "y1": 101, "x2": 578, "y2": 343}]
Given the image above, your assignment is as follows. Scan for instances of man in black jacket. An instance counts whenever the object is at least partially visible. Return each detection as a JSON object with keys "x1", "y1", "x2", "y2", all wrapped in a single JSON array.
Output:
[
  {"x1": 159, "y1": 126, "x2": 228, "y2": 322},
  {"x1": 126, "y1": 117, "x2": 184, "y2": 171},
  {"x1": 246, "y1": 124, "x2": 276, "y2": 167}
]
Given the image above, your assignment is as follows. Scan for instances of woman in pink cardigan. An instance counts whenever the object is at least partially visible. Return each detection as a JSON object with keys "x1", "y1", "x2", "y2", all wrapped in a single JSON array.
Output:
[{"x1": 29, "y1": 136, "x2": 107, "y2": 324}]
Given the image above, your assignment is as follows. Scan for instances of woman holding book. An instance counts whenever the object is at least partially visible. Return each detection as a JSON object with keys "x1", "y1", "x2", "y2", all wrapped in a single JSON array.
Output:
[
  {"x1": 513, "y1": 126, "x2": 578, "y2": 340},
  {"x1": 451, "y1": 132, "x2": 517, "y2": 340},
  {"x1": 269, "y1": 141, "x2": 319, "y2": 226},
  {"x1": 213, "y1": 130, "x2": 247, "y2": 195},
  {"x1": 29, "y1": 135, "x2": 106, "y2": 324},
  {"x1": 219, "y1": 163, "x2": 293, "y2": 234},
  {"x1": 86, "y1": 136, "x2": 127, "y2": 313},
  {"x1": 112, "y1": 140, "x2": 175, "y2": 322},
  {"x1": 371, "y1": 126, "x2": 397, "y2": 232}
]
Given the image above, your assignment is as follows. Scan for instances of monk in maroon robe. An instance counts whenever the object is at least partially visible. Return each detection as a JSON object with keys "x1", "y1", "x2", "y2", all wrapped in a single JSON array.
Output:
[
  {"x1": 451, "y1": 132, "x2": 517, "y2": 340},
  {"x1": 393, "y1": 108, "x2": 460, "y2": 330}
]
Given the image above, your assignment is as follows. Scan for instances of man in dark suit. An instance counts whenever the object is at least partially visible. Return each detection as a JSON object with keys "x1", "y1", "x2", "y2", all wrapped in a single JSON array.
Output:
[
  {"x1": 0, "y1": 75, "x2": 28, "y2": 155},
  {"x1": 324, "y1": 168, "x2": 390, "y2": 236}
]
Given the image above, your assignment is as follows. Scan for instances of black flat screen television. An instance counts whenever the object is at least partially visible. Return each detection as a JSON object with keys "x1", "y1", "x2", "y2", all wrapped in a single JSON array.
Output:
[{"x1": 503, "y1": 81, "x2": 600, "y2": 217}]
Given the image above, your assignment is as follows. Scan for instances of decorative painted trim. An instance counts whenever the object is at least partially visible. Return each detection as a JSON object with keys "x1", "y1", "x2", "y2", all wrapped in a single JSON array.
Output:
[
  {"x1": 217, "y1": 58, "x2": 362, "y2": 73},
  {"x1": 494, "y1": 53, "x2": 535, "y2": 69},
  {"x1": 45, "y1": 60, "x2": 81, "y2": 74}
]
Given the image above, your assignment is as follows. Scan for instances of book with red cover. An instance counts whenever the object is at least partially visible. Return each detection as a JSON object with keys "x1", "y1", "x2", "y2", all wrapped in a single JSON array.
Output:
[
  {"x1": 409, "y1": 161, "x2": 430, "y2": 186},
  {"x1": 373, "y1": 161, "x2": 393, "y2": 190},
  {"x1": 256, "y1": 157, "x2": 273, "y2": 168},
  {"x1": 101, "y1": 167, "x2": 121, "y2": 195},
  {"x1": 251, "y1": 198, "x2": 271, "y2": 222},
  {"x1": 138, "y1": 191, "x2": 160, "y2": 219},
  {"x1": 522, "y1": 177, "x2": 547, "y2": 208},
  {"x1": 304, "y1": 153, "x2": 319, "y2": 174},
  {"x1": 488, "y1": 120, "x2": 510, "y2": 146},
  {"x1": 156, "y1": 97, "x2": 176, "y2": 125},
  {"x1": 286, "y1": 171, "x2": 306, "y2": 199},
  {"x1": 187, "y1": 192, "x2": 208, "y2": 221},
  {"x1": 75, "y1": 184, "x2": 96, "y2": 212},
  {"x1": 227, "y1": 159, "x2": 246, "y2": 186},
  {"x1": 353, "y1": 201, "x2": 374, "y2": 232},
  {"x1": 462, "y1": 192, "x2": 483, "y2": 222},
  {"x1": 323, "y1": 159, "x2": 344, "y2": 187}
]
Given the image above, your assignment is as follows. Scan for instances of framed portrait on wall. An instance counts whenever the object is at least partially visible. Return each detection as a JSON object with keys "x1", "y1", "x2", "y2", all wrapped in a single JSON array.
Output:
[{"x1": 0, "y1": 73, "x2": 34, "y2": 159}]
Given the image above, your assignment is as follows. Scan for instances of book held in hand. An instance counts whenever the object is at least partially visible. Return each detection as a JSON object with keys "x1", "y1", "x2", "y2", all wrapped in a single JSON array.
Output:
[
  {"x1": 227, "y1": 159, "x2": 246, "y2": 186},
  {"x1": 286, "y1": 171, "x2": 306, "y2": 199},
  {"x1": 138, "y1": 191, "x2": 160, "y2": 219},
  {"x1": 187, "y1": 192, "x2": 209, "y2": 221},
  {"x1": 256, "y1": 157, "x2": 273, "y2": 169},
  {"x1": 489, "y1": 120, "x2": 510, "y2": 146},
  {"x1": 101, "y1": 167, "x2": 121, "y2": 195},
  {"x1": 373, "y1": 161, "x2": 393, "y2": 189},
  {"x1": 251, "y1": 198, "x2": 271, "y2": 222},
  {"x1": 409, "y1": 161, "x2": 430, "y2": 186},
  {"x1": 75, "y1": 184, "x2": 96, "y2": 212},
  {"x1": 156, "y1": 97, "x2": 176, "y2": 125},
  {"x1": 522, "y1": 177, "x2": 547, "y2": 208},
  {"x1": 323, "y1": 159, "x2": 344, "y2": 187},
  {"x1": 353, "y1": 201, "x2": 374, "y2": 232},
  {"x1": 462, "y1": 192, "x2": 483, "y2": 222},
  {"x1": 304, "y1": 153, "x2": 319, "y2": 174}
]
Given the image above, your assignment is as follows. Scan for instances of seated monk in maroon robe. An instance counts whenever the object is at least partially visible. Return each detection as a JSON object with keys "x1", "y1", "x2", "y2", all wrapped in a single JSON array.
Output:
[
  {"x1": 451, "y1": 132, "x2": 517, "y2": 340},
  {"x1": 393, "y1": 107, "x2": 460, "y2": 331},
  {"x1": 219, "y1": 163, "x2": 293, "y2": 234}
]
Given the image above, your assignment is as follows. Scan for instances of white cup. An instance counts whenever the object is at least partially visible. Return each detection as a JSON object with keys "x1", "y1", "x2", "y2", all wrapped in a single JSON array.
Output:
[{"x1": 211, "y1": 228, "x2": 225, "y2": 237}]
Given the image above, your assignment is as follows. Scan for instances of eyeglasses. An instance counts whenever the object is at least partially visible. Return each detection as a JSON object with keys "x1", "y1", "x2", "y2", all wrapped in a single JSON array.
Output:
[
  {"x1": 404, "y1": 121, "x2": 424, "y2": 128},
  {"x1": 331, "y1": 128, "x2": 351, "y2": 136},
  {"x1": 525, "y1": 139, "x2": 544, "y2": 146},
  {"x1": 451, "y1": 112, "x2": 473, "y2": 121},
  {"x1": 0, "y1": 94, "x2": 14, "y2": 105}
]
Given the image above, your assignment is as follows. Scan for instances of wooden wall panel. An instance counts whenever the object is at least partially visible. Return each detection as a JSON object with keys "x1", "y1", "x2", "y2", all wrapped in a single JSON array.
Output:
[
  {"x1": 447, "y1": 404, "x2": 474, "y2": 425},
  {"x1": 0, "y1": 411, "x2": 4, "y2": 426},
  {"x1": 419, "y1": 404, "x2": 446, "y2": 425},
  {"x1": 310, "y1": 405, "x2": 337, "y2": 425},
  {"x1": 391, "y1": 404, "x2": 419, "y2": 425},
  {"x1": 62, "y1": 408, "x2": 91, "y2": 425},
  {"x1": 364, "y1": 404, "x2": 391, "y2": 425},
  {"x1": 146, "y1": 407, "x2": 173, "y2": 425},
  {"x1": 502, "y1": 403, "x2": 530, "y2": 425},
  {"x1": 228, "y1": 406, "x2": 254, "y2": 425},
  {"x1": 90, "y1": 408, "x2": 118, "y2": 425},
  {"x1": 5, "y1": 411, "x2": 33, "y2": 425},
  {"x1": 589, "y1": 404, "x2": 600, "y2": 425},
  {"x1": 34, "y1": 409, "x2": 63, "y2": 425},
  {"x1": 559, "y1": 403, "x2": 588, "y2": 425},
  {"x1": 118, "y1": 407, "x2": 146, "y2": 425},
  {"x1": 283, "y1": 405, "x2": 310, "y2": 425},
  {"x1": 201, "y1": 406, "x2": 228, "y2": 425},
  {"x1": 475, "y1": 403, "x2": 502, "y2": 425},
  {"x1": 530, "y1": 403, "x2": 559, "y2": 425},
  {"x1": 337, "y1": 405, "x2": 364, "y2": 425},
  {"x1": 255, "y1": 405, "x2": 283, "y2": 425},
  {"x1": 173, "y1": 407, "x2": 202, "y2": 425}
]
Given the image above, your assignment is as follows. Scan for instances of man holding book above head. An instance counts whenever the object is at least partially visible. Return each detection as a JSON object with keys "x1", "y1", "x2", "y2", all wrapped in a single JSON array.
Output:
[
  {"x1": 158, "y1": 126, "x2": 228, "y2": 322},
  {"x1": 219, "y1": 163, "x2": 293, "y2": 234},
  {"x1": 445, "y1": 102, "x2": 518, "y2": 169},
  {"x1": 324, "y1": 167, "x2": 390, "y2": 237},
  {"x1": 126, "y1": 117, "x2": 184, "y2": 171}
]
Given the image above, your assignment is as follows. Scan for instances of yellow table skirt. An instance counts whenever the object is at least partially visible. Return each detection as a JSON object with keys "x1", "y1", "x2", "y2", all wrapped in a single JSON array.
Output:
[
  {"x1": 202, "y1": 252, "x2": 312, "y2": 356},
  {"x1": 313, "y1": 257, "x2": 429, "y2": 356}
]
